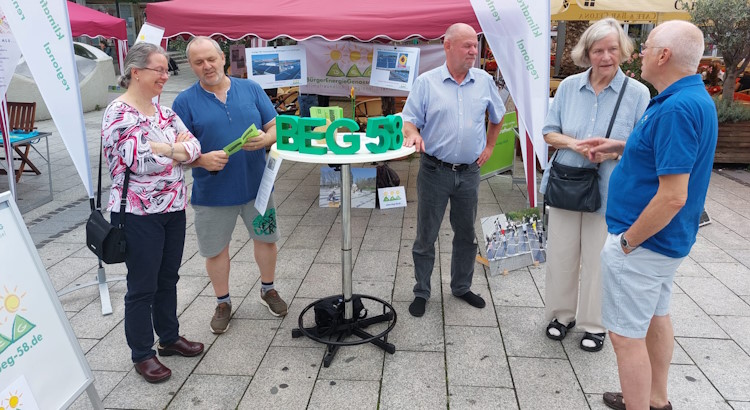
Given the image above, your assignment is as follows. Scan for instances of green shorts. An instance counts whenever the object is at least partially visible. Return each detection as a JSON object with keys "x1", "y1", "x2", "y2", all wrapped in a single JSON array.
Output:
[{"x1": 193, "y1": 196, "x2": 279, "y2": 258}]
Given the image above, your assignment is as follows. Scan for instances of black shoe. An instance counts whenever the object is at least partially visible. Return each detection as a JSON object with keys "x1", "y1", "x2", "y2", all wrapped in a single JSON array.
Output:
[
  {"x1": 457, "y1": 291, "x2": 486, "y2": 308},
  {"x1": 409, "y1": 297, "x2": 427, "y2": 317}
]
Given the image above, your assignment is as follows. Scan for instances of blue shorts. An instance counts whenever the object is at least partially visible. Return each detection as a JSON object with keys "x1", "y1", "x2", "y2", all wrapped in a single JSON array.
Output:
[{"x1": 601, "y1": 233, "x2": 684, "y2": 338}]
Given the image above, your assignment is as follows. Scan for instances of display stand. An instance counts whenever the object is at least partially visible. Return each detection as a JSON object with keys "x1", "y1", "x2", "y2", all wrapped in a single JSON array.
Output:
[{"x1": 273, "y1": 141, "x2": 414, "y2": 367}]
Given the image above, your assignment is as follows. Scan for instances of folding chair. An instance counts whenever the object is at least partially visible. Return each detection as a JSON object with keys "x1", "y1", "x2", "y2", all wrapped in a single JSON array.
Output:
[{"x1": 5, "y1": 102, "x2": 40, "y2": 182}]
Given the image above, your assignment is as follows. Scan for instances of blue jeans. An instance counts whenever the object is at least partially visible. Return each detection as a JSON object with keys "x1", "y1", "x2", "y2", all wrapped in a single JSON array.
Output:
[
  {"x1": 412, "y1": 155, "x2": 480, "y2": 299},
  {"x1": 112, "y1": 211, "x2": 185, "y2": 363}
]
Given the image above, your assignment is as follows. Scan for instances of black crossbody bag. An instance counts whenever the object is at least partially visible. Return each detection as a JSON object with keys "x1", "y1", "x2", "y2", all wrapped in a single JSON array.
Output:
[
  {"x1": 86, "y1": 138, "x2": 130, "y2": 264},
  {"x1": 545, "y1": 77, "x2": 628, "y2": 213}
]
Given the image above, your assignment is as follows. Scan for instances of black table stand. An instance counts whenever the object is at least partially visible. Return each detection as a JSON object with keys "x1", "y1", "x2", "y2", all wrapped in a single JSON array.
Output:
[{"x1": 291, "y1": 163, "x2": 397, "y2": 367}]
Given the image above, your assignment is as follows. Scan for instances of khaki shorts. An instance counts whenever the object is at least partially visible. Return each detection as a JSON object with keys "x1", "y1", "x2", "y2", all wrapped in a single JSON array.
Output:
[{"x1": 193, "y1": 196, "x2": 279, "y2": 258}]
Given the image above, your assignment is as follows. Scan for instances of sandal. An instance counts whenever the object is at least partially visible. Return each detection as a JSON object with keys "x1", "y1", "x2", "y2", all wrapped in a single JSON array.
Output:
[
  {"x1": 603, "y1": 392, "x2": 673, "y2": 410},
  {"x1": 546, "y1": 319, "x2": 576, "y2": 341},
  {"x1": 580, "y1": 332, "x2": 606, "y2": 352}
]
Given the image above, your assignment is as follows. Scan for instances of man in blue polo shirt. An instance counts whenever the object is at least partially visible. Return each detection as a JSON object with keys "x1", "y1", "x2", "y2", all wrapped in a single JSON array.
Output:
[
  {"x1": 579, "y1": 21, "x2": 718, "y2": 410},
  {"x1": 402, "y1": 23, "x2": 504, "y2": 317},
  {"x1": 173, "y1": 36, "x2": 287, "y2": 335}
]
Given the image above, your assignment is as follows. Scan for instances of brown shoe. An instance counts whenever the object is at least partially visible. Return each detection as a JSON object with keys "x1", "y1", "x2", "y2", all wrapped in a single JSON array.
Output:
[
  {"x1": 134, "y1": 356, "x2": 171, "y2": 383},
  {"x1": 210, "y1": 302, "x2": 232, "y2": 334},
  {"x1": 260, "y1": 289, "x2": 288, "y2": 317},
  {"x1": 603, "y1": 392, "x2": 672, "y2": 410},
  {"x1": 158, "y1": 336, "x2": 204, "y2": 357}
]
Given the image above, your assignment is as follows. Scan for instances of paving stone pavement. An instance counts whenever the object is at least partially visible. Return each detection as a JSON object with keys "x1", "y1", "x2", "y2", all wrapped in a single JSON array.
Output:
[{"x1": 7, "y1": 69, "x2": 750, "y2": 409}]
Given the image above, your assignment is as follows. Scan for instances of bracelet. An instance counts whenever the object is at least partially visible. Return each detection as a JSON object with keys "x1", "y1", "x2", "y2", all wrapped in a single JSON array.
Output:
[{"x1": 169, "y1": 141, "x2": 174, "y2": 158}]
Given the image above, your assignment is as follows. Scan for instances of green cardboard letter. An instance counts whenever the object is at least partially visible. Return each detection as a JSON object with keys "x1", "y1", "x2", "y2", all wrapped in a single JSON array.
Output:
[
  {"x1": 276, "y1": 115, "x2": 299, "y2": 151},
  {"x1": 388, "y1": 115, "x2": 404, "y2": 150},
  {"x1": 326, "y1": 118, "x2": 361, "y2": 155},
  {"x1": 364, "y1": 116, "x2": 392, "y2": 154},
  {"x1": 298, "y1": 117, "x2": 328, "y2": 155}
]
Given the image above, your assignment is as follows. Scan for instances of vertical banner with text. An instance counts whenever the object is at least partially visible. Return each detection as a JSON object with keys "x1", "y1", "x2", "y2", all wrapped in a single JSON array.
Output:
[
  {"x1": 471, "y1": 0, "x2": 550, "y2": 207},
  {"x1": 0, "y1": 7, "x2": 22, "y2": 197},
  {"x1": 0, "y1": 0, "x2": 93, "y2": 198}
]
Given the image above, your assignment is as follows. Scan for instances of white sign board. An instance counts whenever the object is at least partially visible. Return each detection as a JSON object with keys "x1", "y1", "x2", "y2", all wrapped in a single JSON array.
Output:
[
  {"x1": 370, "y1": 46, "x2": 420, "y2": 91},
  {"x1": 247, "y1": 45, "x2": 307, "y2": 89},
  {"x1": 0, "y1": 192, "x2": 97, "y2": 409},
  {"x1": 134, "y1": 22, "x2": 164, "y2": 45}
]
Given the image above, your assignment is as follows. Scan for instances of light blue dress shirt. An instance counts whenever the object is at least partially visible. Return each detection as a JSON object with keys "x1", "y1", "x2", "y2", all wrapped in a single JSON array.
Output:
[
  {"x1": 540, "y1": 68, "x2": 651, "y2": 216},
  {"x1": 402, "y1": 64, "x2": 505, "y2": 165}
]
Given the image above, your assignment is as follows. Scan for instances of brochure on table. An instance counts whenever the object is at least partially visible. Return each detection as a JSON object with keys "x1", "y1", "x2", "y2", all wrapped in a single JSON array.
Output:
[
  {"x1": 247, "y1": 45, "x2": 307, "y2": 89},
  {"x1": 369, "y1": 46, "x2": 420, "y2": 91}
]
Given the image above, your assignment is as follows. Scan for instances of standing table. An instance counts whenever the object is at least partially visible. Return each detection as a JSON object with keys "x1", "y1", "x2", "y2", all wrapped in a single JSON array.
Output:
[{"x1": 272, "y1": 141, "x2": 414, "y2": 367}]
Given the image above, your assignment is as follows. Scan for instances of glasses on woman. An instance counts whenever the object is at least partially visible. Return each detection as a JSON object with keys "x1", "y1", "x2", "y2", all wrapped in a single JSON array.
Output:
[{"x1": 142, "y1": 67, "x2": 170, "y2": 77}]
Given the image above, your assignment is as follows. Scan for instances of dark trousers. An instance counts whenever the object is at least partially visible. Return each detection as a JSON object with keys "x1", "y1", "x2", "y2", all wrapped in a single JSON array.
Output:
[
  {"x1": 412, "y1": 156, "x2": 480, "y2": 299},
  {"x1": 111, "y1": 211, "x2": 185, "y2": 363}
]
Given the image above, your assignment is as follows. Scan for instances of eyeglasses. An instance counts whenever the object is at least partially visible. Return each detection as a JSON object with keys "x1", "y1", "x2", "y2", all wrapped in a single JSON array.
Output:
[
  {"x1": 640, "y1": 43, "x2": 665, "y2": 54},
  {"x1": 141, "y1": 67, "x2": 170, "y2": 76}
]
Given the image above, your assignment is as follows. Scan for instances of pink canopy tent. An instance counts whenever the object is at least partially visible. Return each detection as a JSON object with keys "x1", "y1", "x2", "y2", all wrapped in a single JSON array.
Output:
[
  {"x1": 145, "y1": 0, "x2": 481, "y2": 41},
  {"x1": 67, "y1": 1, "x2": 128, "y2": 73}
]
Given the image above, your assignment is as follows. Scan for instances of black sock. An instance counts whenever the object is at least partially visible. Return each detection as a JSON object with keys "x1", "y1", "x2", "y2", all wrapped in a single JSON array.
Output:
[{"x1": 409, "y1": 297, "x2": 427, "y2": 317}]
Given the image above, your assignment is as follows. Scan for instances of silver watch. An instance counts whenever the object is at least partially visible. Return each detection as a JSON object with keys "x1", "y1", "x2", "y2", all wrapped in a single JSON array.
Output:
[{"x1": 620, "y1": 234, "x2": 637, "y2": 251}]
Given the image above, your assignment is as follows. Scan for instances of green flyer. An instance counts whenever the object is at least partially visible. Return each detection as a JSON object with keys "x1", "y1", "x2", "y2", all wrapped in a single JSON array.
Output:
[{"x1": 223, "y1": 124, "x2": 259, "y2": 155}]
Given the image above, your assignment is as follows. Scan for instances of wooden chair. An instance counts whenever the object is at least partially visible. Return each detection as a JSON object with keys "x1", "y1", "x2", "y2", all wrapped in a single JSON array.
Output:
[
  {"x1": 272, "y1": 89, "x2": 299, "y2": 115},
  {"x1": 354, "y1": 98, "x2": 383, "y2": 130},
  {"x1": 3, "y1": 102, "x2": 40, "y2": 182}
]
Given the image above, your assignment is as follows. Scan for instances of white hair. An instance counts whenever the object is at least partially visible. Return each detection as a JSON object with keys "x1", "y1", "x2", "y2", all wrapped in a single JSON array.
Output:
[
  {"x1": 651, "y1": 21, "x2": 705, "y2": 72},
  {"x1": 571, "y1": 18, "x2": 634, "y2": 68}
]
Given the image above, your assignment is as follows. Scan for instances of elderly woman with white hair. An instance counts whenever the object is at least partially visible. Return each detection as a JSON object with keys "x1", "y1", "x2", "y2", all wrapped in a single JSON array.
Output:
[
  {"x1": 101, "y1": 42, "x2": 203, "y2": 383},
  {"x1": 540, "y1": 18, "x2": 651, "y2": 352}
]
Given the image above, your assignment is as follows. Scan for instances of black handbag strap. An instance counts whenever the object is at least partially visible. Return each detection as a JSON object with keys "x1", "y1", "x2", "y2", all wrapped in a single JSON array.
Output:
[
  {"x1": 96, "y1": 136, "x2": 130, "y2": 228},
  {"x1": 552, "y1": 76, "x2": 629, "y2": 167}
]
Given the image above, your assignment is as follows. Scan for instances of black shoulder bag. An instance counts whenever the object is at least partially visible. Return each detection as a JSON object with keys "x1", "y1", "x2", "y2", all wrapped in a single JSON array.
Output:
[
  {"x1": 545, "y1": 77, "x2": 628, "y2": 213},
  {"x1": 86, "y1": 138, "x2": 130, "y2": 264}
]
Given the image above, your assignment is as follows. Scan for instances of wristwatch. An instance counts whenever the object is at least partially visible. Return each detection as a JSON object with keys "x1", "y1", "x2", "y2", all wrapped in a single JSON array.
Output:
[{"x1": 620, "y1": 234, "x2": 638, "y2": 251}]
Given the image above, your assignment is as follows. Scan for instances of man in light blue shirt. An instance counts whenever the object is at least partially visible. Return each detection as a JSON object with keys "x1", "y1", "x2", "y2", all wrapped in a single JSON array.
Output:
[{"x1": 402, "y1": 22, "x2": 505, "y2": 317}]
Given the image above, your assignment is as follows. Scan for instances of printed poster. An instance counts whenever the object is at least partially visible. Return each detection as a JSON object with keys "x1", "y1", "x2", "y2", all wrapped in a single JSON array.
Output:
[
  {"x1": 0, "y1": 9, "x2": 21, "y2": 97},
  {"x1": 247, "y1": 45, "x2": 307, "y2": 89},
  {"x1": 377, "y1": 186, "x2": 407, "y2": 209},
  {"x1": 370, "y1": 46, "x2": 420, "y2": 91},
  {"x1": 320, "y1": 166, "x2": 376, "y2": 209},
  {"x1": 229, "y1": 44, "x2": 247, "y2": 78},
  {"x1": 134, "y1": 22, "x2": 164, "y2": 45},
  {"x1": 0, "y1": 375, "x2": 40, "y2": 410}
]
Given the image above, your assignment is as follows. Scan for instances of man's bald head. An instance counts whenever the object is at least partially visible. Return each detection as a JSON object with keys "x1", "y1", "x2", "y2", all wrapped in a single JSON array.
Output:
[
  {"x1": 650, "y1": 20, "x2": 705, "y2": 72},
  {"x1": 445, "y1": 23, "x2": 477, "y2": 42}
]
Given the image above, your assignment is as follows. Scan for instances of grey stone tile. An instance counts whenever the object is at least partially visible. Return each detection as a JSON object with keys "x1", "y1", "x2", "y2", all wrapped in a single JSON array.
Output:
[
  {"x1": 361, "y1": 226, "x2": 402, "y2": 251},
  {"x1": 103, "y1": 353, "x2": 202, "y2": 409},
  {"x1": 671, "y1": 293, "x2": 730, "y2": 339},
  {"x1": 271, "y1": 297, "x2": 325, "y2": 349},
  {"x1": 488, "y1": 267, "x2": 544, "y2": 307},
  {"x1": 392, "y1": 265, "x2": 440, "y2": 302},
  {"x1": 561, "y1": 331, "x2": 620, "y2": 394},
  {"x1": 46, "y1": 256, "x2": 98, "y2": 291},
  {"x1": 295, "y1": 263, "x2": 340, "y2": 299},
  {"x1": 438, "y1": 252, "x2": 488, "y2": 287},
  {"x1": 700, "y1": 222, "x2": 750, "y2": 250},
  {"x1": 448, "y1": 386, "x2": 518, "y2": 410},
  {"x1": 676, "y1": 257, "x2": 712, "y2": 277},
  {"x1": 68, "y1": 286, "x2": 126, "y2": 339},
  {"x1": 315, "y1": 236, "x2": 362, "y2": 264},
  {"x1": 194, "y1": 319, "x2": 278, "y2": 376},
  {"x1": 317, "y1": 341, "x2": 386, "y2": 381},
  {"x1": 176, "y1": 275, "x2": 211, "y2": 316},
  {"x1": 238, "y1": 347, "x2": 322, "y2": 410},
  {"x1": 445, "y1": 325, "x2": 512, "y2": 388},
  {"x1": 689, "y1": 237, "x2": 737, "y2": 263},
  {"x1": 352, "y1": 250, "x2": 398, "y2": 281},
  {"x1": 276, "y1": 247, "x2": 318, "y2": 279},
  {"x1": 397, "y1": 239, "x2": 414, "y2": 267},
  {"x1": 283, "y1": 224, "x2": 329, "y2": 250},
  {"x1": 58, "y1": 278, "x2": 105, "y2": 313},
  {"x1": 308, "y1": 380, "x2": 380, "y2": 410},
  {"x1": 171, "y1": 296, "x2": 220, "y2": 349},
  {"x1": 729, "y1": 402, "x2": 750, "y2": 410},
  {"x1": 84, "y1": 323, "x2": 138, "y2": 372},
  {"x1": 368, "y1": 207, "x2": 405, "y2": 227},
  {"x1": 401, "y1": 217, "x2": 417, "y2": 240},
  {"x1": 442, "y1": 287, "x2": 498, "y2": 327},
  {"x1": 387, "y1": 301, "x2": 445, "y2": 352},
  {"x1": 329, "y1": 216, "x2": 370, "y2": 239},
  {"x1": 664, "y1": 364, "x2": 734, "y2": 409},
  {"x1": 276, "y1": 195, "x2": 314, "y2": 216},
  {"x1": 68, "y1": 370, "x2": 127, "y2": 410},
  {"x1": 298, "y1": 206, "x2": 339, "y2": 226},
  {"x1": 702, "y1": 262, "x2": 750, "y2": 296},
  {"x1": 511, "y1": 357, "x2": 588, "y2": 409},
  {"x1": 76, "y1": 338, "x2": 99, "y2": 354},
  {"x1": 167, "y1": 374, "x2": 251, "y2": 409},
  {"x1": 725, "y1": 248, "x2": 750, "y2": 269},
  {"x1": 672, "y1": 342, "x2": 695, "y2": 365},
  {"x1": 678, "y1": 337, "x2": 750, "y2": 401},
  {"x1": 37, "y1": 242, "x2": 84, "y2": 266},
  {"x1": 381, "y1": 351, "x2": 447, "y2": 410},
  {"x1": 675, "y1": 277, "x2": 750, "y2": 316},
  {"x1": 495, "y1": 306, "x2": 566, "y2": 359},
  {"x1": 714, "y1": 315, "x2": 750, "y2": 356}
]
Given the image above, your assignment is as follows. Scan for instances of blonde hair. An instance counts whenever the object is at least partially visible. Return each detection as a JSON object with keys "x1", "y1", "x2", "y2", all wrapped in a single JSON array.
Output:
[{"x1": 571, "y1": 18, "x2": 634, "y2": 68}]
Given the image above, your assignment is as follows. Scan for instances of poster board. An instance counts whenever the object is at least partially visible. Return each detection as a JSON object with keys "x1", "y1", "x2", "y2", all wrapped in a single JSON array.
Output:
[
  {"x1": 480, "y1": 111, "x2": 518, "y2": 179},
  {"x1": 369, "y1": 46, "x2": 420, "y2": 91},
  {"x1": 0, "y1": 192, "x2": 98, "y2": 409},
  {"x1": 247, "y1": 45, "x2": 307, "y2": 89},
  {"x1": 229, "y1": 44, "x2": 247, "y2": 78}
]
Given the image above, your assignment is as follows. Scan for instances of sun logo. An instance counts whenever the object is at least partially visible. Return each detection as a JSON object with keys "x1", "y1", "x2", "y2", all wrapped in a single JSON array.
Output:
[
  {"x1": 2, "y1": 391, "x2": 22, "y2": 409},
  {"x1": 0, "y1": 286, "x2": 27, "y2": 325}
]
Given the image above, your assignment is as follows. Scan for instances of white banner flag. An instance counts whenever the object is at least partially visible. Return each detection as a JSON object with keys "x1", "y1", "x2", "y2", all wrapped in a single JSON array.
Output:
[
  {"x1": 300, "y1": 38, "x2": 445, "y2": 97},
  {"x1": 471, "y1": 0, "x2": 550, "y2": 207},
  {"x1": 0, "y1": 7, "x2": 22, "y2": 197},
  {"x1": 0, "y1": 0, "x2": 93, "y2": 198}
]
